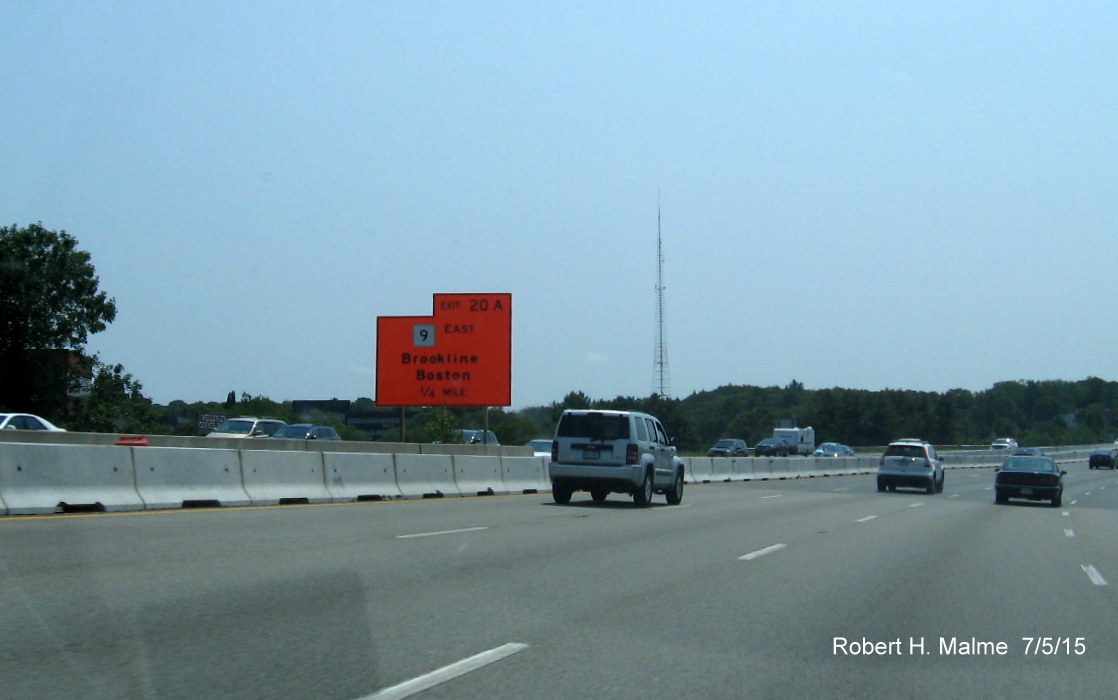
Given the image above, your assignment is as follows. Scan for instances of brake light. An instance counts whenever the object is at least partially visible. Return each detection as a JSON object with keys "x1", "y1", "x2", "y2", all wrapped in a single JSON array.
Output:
[
  {"x1": 551, "y1": 441, "x2": 558, "y2": 462},
  {"x1": 626, "y1": 443, "x2": 639, "y2": 465}
]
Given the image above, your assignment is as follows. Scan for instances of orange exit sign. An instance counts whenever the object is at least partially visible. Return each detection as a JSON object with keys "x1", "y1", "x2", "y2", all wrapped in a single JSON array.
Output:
[{"x1": 375, "y1": 293, "x2": 511, "y2": 406}]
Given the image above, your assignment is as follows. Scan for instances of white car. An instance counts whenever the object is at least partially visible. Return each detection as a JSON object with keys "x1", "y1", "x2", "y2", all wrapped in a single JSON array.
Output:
[
  {"x1": 990, "y1": 437, "x2": 1019, "y2": 451},
  {"x1": 877, "y1": 438, "x2": 944, "y2": 494},
  {"x1": 0, "y1": 413, "x2": 66, "y2": 431},
  {"x1": 525, "y1": 439, "x2": 552, "y2": 457},
  {"x1": 206, "y1": 417, "x2": 286, "y2": 438}
]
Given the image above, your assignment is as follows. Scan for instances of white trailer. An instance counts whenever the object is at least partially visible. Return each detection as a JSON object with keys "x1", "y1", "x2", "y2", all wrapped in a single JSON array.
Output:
[{"x1": 772, "y1": 426, "x2": 816, "y2": 456}]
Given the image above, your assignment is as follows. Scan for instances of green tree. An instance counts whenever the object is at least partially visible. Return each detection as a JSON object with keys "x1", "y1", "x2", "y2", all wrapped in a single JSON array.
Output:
[
  {"x1": 0, "y1": 223, "x2": 116, "y2": 417},
  {"x1": 70, "y1": 359, "x2": 164, "y2": 434}
]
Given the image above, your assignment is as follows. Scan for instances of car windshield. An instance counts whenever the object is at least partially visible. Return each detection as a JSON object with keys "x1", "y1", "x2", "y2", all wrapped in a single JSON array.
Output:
[
  {"x1": 213, "y1": 419, "x2": 253, "y2": 434},
  {"x1": 556, "y1": 413, "x2": 629, "y2": 440},
  {"x1": 819, "y1": 443, "x2": 838, "y2": 450},
  {"x1": 1001, "y1": 456, "x2": 1057, "y2": 472}
]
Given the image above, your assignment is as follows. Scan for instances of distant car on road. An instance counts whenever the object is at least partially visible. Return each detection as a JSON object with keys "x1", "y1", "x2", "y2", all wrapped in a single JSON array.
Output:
[
  {"x1": 814, "y1": 442, "x2": 855, "y2": 457},
  {"x1": 1089, "y1": 449, "x2": 1117, "y2": 469},
  {"x1": 526, "y1": 439, "x2": 552, "y2": 456},
  {"x1": 460, "y1": 429, "x2": 499, "y2": 445},
  {"x1": 995, "y1": 455, "x2": 1065, "y2": 507},
  {"x1": 754, "y1": 438, "x2": 790, "y2": 457},
  {"x1": 206, "y1": 417, "x2": 286, "y2": 438},
  {"x1": 990, "y1": 437, "x2": 1019, "y2": 451},
  {"x1": 0, "y1": 413, "x2": 66, "y2": 431},
  {"x1": 707, "y1": 438, "x2": 749, "y2": 457},
  {"x1": 1013, "y1": 447, "x2": 1042, "y2": 456},
  {"x1": 877, "y1": 438, "x2": 943, "y2": 494},
  {"x1": 270, "y1": 424, "x2": 340, "y2": 440}
]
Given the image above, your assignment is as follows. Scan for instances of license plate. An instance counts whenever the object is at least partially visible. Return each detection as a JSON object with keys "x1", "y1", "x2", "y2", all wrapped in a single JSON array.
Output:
[
  {"x1": 1020, "y1": 487, "x2": 1033, "y2": 495},
  {"x1": 583, "y1": 449, "x2": 599, "y2": 460}
]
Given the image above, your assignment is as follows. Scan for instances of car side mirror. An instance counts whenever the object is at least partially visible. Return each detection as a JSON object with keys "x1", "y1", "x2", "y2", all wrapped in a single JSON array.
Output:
[
  {"x1": 994, "y1": 468, "x2": 1000, "y2": 472},
  {"x1": 1061, "y1": 470, "x2": 1067, "y2": 476}
]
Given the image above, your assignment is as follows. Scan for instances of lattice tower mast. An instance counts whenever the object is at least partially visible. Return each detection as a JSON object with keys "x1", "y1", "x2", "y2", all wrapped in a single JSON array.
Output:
[{"x1": 654, "y1": 196, "x2": 671, "y2": 398}]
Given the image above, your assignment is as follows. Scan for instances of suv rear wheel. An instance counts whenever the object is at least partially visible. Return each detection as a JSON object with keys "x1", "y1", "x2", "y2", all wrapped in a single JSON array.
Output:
[
  {"x1": 553, "y1": 482, "x2": 573, "y2": 505},
  {"x1": 633, "y1": 468, "x2": 653, "y2": 508},
  {"x1": 665, "y1": 470, "x2": 684, "y2": 505}
]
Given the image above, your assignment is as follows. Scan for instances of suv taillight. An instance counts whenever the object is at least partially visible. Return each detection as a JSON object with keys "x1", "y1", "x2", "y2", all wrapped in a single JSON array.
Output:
[
  {"x1": 626, "y1": 443, "x2": 639, "y2": 465},
  {"x1": 551, "y1": 441, "x2": 558, "y2": 462}
]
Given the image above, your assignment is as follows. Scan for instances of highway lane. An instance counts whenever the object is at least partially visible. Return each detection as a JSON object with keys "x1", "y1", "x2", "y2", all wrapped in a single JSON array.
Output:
[{"x1": 0, "y1": 460, "x2": 1116, "y2": 699}]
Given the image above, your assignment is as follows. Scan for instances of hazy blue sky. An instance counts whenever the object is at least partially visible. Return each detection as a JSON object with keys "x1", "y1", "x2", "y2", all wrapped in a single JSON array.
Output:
[{"x1": 4, "y1": 2, "x2": 1116, "y2": 409}]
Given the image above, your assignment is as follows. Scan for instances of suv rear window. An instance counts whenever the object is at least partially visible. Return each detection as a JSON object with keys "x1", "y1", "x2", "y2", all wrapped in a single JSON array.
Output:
[
  {"x1": 883, "y1": 444, "x2": 925, "y2": 458},
  {"x1": 556, "y1": 413, "x2": 630, "y2": 440}
]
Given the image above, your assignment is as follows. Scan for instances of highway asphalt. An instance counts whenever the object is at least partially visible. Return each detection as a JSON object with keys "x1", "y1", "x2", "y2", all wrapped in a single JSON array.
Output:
[{"x1": 1, "y1": 459, "x2": 1115, "y2": 699}]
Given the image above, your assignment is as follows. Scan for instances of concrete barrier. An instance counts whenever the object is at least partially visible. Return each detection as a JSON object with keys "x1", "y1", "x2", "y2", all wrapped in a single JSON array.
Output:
[
  {"x1": 710, "y1": 457, "x2": 734, "y2": 482},
  {"x1": 241, "y1": 450, "x2": 331, "y2": 505},
  {"x1": 686, "y1": 457, "x2": 714, "y2": 484},
  {"x1": 452, "y1": 455, "x2": 508, "y2": 496},
  {"x1": 0, "y1": 443, "x2": 144, "y2": 514},
  {"x1": 322, "y1": 452, "x2": 402, "y2": 501},
  {"x1": 500, "y1": 456, "x2": 549, "y2": 494},
  {"x1": 394, "y1": 453, "x2": 460, "y2": 498},
  {"x1": 749, "y1": 458, "x2": 773, "y2": 480},
  {"x1": 732, "y1": 457, "x2": 756, "y2": 481},
  {"x1": 133, "y1": 447, "x2": 250, "y2": 509},
  {"x1": 768, "y1": 457, "x2": 799, "y2": 480}
]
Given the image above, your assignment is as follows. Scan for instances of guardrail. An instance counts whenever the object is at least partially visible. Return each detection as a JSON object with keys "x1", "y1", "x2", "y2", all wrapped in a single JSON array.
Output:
[{"x1": 0, "y1": 438, "x2": 1103, "y2": 516}]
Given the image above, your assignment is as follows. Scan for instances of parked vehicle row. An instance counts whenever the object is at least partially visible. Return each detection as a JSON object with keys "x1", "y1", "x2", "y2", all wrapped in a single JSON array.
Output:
[{"x1": 705, "y1": 436, "x2": 854, "y2": 458}]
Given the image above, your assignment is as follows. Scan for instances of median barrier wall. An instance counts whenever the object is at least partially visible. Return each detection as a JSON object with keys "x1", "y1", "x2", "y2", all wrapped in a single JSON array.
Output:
[
  {"x1": 710, "y1": 458, "x2": 734, "y2": 482},
  {"x1": 452, "y1": 455, "x2": 508, "y2": 496},
  {"x1": 323, "y1": 452, "x2": 402, "y2": 501},
  {"x1": 133, "y1": 447, "x2": 250, "y2": 509},
  {"x1": 0, "y1": 443, "x2": 143, "y2": 514},
  {"x1": 685, "y1": 457, "x2": 712, "y2": 483},
  {"x1": 3, "y1": 440, "x2": 1109, "y2": 517},
  {"x1": 241, "y1": 450, "x2": 332, "y2": 505},
  {"x1": 732, "y1": 457, "x2": 755, "y2": 481},
  {"x1": 394, "y1": 453, "x2": 460, "y2": 498},
  {"x1": 500, "y1": 456, "x2": 549, "y2": 493}
]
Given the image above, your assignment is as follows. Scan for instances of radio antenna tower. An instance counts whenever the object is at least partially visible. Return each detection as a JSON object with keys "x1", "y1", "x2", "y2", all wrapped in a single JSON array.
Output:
[{"x1": 653, "y1": 193, "x2": 671, "y2": 398}]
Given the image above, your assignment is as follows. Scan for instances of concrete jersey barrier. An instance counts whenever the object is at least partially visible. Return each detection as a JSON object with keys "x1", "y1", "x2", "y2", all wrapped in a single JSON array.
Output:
[
  {"x1": 322, "y1": 452, "x2": 403, "y2": 501},
  {"x1": 0, "y1": 443, "x2": 143, "y2": 514},
  {"x1": 133, "y1": 446, "x2": 251, "y2": 509},
  {"x1": 241, "y1": 450, "x2": 332, "y2": 505},
  {"x1": 394, "y1": 453, "x2": 461, "y2": 498},
  {"x1": 499, "y1": 456, "x2": 549, "y2": 494},
  {"x1": 452, "y1": 455, "x2": 508, "y2": 496}
]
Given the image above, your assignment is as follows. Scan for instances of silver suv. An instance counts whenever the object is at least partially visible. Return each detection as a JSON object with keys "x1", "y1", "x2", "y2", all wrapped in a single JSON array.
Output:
[
  {"x1": 877, "y1": 438, "x2": 944, "y2": 494},
  {"x1": 549, "y1": 409, "x2": 686, "y2": 507}
]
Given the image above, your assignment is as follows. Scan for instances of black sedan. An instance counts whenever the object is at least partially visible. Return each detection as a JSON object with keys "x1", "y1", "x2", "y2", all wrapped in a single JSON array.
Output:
[
  {"x1": 754, "y1": 438, "x2": 790, "y2": 457},
  {"x1": 994, "y1": 455, "x2": 1065, "y2": 507},
  {"x1": 1089, "y1": 449, "x2": 1117, "y2": 469}
]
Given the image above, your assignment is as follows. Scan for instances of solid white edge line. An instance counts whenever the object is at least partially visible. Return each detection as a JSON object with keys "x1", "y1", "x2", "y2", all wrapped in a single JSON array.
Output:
[
  {"x1": 396, "y1": 527, "x2": 489, "y2": 539},
  {"x1": 739, "y1": 543, "x2": 788, "y2": 560},
  {"x1": 1081, "y1": 565, "x2": 1109, "y2": 586},
  {"x1": 363, "y1": 643, "x2": 529, "y2": 700}
]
